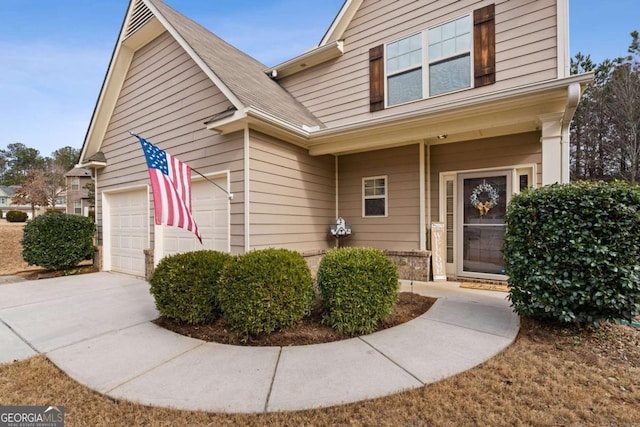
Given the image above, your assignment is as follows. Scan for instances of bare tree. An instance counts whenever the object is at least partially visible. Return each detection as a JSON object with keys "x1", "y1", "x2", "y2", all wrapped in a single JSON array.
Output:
[
  {"x1": 43, "y1": 163, "x2": 67, "y2": 208},
  {"x1": 12, "y1": 165, "x2": 66, "y2": 216},
  {"x1": 570, "y1": 56, "x2": 616, "y2": 181},
  {"x1": 606, "y1": 63, "x2": 640, "y2": 183},
  {"x1": 570, "y1": 31, "x2": 640, "y2": 183},
  {"x1": 12, "y1": 170, "x2": 49, "y2": 218}
]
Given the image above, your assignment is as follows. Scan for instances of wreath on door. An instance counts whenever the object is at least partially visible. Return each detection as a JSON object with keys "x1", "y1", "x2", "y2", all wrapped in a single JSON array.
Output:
[{"x1": 470, "y1": 182, "x2": 499, "y2": 216}]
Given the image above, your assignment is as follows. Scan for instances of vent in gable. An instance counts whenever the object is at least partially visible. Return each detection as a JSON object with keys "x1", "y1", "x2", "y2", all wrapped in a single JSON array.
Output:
[{"x1": 125, "y1": 0, "x2": 154, "y2": 39}]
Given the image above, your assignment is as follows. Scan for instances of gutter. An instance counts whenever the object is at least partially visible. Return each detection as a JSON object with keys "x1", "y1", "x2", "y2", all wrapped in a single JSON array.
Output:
[
  {"x1": 204, "y1": 73, "x2": 594, "y2": 150},
  {"x1": 310, "y1": 73, "x2": 594, "y2": 140},
  {"x1": 265, "y1": 41, "x2": 344, "y2": 79}
]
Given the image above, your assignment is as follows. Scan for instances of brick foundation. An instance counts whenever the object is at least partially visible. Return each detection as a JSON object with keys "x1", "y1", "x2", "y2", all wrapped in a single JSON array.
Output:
[
  {"x1": 144, "y1": 248, "x2": 154, "y2": 281},
  {"x1": 301, "y1": 248, "x2": 431, "y2": 281},
  {"x1": 116, "y1": 247, "x2": 432, "y2": 282},
  {"x1": 93, "y1": 245, "x2": 103, "y2": 271},
  {"x1": 300, "y1": 249, "x2": 326, "y2": 278},
  {"x1": 382, "y1": 250, "x2": 431, "y2": 281}
]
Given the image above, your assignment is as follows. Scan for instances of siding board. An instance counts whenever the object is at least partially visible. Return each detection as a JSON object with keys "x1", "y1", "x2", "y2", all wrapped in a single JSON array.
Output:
[
  {"x1": 280, "y1": 0, "x2": 558, "y2": 126},
  {"x1": 97, "y1": 35, "x2": 245, "y2": 255},
  {"x1": 249, "y1": 131, "x2": 336, "y2": 251},
  {"x1": 338, "y1": 144, "x2": 420, "y2": 250}
]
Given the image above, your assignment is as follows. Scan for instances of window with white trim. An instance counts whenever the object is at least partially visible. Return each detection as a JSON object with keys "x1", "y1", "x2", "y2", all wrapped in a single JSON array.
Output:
[
  {"x1": 428, "y1": 15, "x2": 472, "y2": 96},
  {"x1": 387, "y1": 33, "x2": 423, "y2": 106},
  {"x1": 71, "y1": 178, "x2": 80, "y2": 191},
  {"x1": 363, "y1": 176, "x2": 387, "y2": 217},
  {"x1": 386, "y1": 14, "x2": 473, "y2": 105},
  {"x1": 74, "y1": 201, "x2": 82, "y2": 215}
]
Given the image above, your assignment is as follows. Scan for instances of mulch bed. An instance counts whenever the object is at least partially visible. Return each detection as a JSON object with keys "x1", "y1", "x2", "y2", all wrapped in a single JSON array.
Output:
[
  {"x1": 15, "y1": 264, "x2": 97, "y2": 280},
  {"x1": 155, "y1": 291, "x2": 436, "y2": 347}
]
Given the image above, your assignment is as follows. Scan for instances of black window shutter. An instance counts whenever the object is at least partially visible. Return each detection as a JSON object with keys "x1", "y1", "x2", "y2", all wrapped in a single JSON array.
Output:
[
  {"x1": 369, "y1": 45, "x2": 385, "y2": 112},
  {"x1": 474, "y1": 4, "x2": 496, "y2": 87}
]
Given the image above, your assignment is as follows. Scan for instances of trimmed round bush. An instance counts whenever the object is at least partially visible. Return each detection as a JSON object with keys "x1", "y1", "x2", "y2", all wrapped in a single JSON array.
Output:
[
  {"x1": 504, "y1": 181, "x2": 640, "y2": 325},
  {"x1": 149, "y1": 250, "x2": 231, "y2": 324},
  {"x1": 6, "y1": 210, "x2": 28, "y2": 222},
  {"x1": 217, "y1": 248, "x2": 314, "y2": 340},
  {"x1": 318, "y1": 247, "x2": 400, "y2": 335},
  {"x1": 22, "y1": 213, "x2": 95, "y2": 270}
]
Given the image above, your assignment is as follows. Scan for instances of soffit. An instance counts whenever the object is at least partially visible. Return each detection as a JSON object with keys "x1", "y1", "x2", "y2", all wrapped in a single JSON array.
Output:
[{"x1": 308, "y1": 86, "x2": 571, "y2": 156}]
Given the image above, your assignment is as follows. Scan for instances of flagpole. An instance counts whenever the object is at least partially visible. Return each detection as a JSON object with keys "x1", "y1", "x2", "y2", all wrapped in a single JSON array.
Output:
[
  {"x1": 130, "y1": 131, "x2": 234, "y2": 200},
  {"x1": 191, "y1": 167, "x2": 234, "y2": 200}
]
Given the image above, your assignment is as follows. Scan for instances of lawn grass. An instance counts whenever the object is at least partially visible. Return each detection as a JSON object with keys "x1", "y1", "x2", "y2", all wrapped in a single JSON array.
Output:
[{"x1": 1, "y1": 317, "x2": 638, "y2": 426}]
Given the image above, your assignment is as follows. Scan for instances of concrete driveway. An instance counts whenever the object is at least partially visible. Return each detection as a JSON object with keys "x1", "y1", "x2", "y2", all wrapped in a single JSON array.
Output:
[{"x1": 0, "y1": 272, "x2": 519, "y2": 413}]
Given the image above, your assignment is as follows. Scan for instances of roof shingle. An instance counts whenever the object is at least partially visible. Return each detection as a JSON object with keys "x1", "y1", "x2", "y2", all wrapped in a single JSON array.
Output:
[{"x1": 146, "y1": 0, "x2": 323, "y2": 129}]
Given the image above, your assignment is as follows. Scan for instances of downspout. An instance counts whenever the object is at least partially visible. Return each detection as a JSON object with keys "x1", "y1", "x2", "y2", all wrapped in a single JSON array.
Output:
[
  {"x1": 560, "y1": 83, "x2": 581, "y2": 183},
  {"x1": 335, "y1": 155, "x2": 339, "y2": 248},
  {"x1": 89, "y1": 166, "x2": 100, "y2": 270},
  {"x1": 244, "y1": 125, "x2": 251, "y2": 252}
]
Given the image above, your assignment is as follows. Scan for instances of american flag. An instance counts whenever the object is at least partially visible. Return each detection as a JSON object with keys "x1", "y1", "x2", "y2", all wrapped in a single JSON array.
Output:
[{"x1": 136, "y1": 135, "x2": 202, "y2": 243}]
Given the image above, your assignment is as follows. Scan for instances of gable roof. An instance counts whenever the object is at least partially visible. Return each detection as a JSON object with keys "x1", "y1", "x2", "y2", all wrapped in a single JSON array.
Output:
[
  {"x1": 146, "y1": 0, "x2": 322, "y2": 127},
  {"x1": 320, "y1": 0, "x2": 363, "y2": 46},
  {"x1": 0, "y1": 186, "x2": 16, "y2": 197},
  {"x1": 64, "y1": 168, "x2": 92, "y2": 178},
  {"x1": 80, "y1": 0, "x2": 322, "y2": 163}
]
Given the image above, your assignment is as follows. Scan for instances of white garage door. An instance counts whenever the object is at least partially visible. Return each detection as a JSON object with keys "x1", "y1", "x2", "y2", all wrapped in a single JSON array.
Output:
[
  {"x1": 109, "y1": 189, "x2": 148, "y2": 276},
  {"x1": 163, "y1": 177, "x2": 229, "y2": 257}
]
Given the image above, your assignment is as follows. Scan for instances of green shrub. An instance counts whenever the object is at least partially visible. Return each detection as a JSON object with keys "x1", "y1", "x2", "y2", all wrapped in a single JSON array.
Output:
[
  {"x1": 217, "y1": 248, "x2": 314, "y2": 340},
  {"x1": 6, "y1": 210, "x2": 28, "y2": 222},
  {"x1": 22, "y1": 213, "x2": 95, "y2": 270},
  {"x1": 149, "y1": 250, "x2": 231, "y2": 324},
  {"x1": 318, "y1": 247, "x2": 400, "y2": 335},
  {"x1": 504, "y1": 181, "x2": 640, "y2": 325},
  {"x1": 0, "y1": 209, "x2": 3, "y2": 219}
]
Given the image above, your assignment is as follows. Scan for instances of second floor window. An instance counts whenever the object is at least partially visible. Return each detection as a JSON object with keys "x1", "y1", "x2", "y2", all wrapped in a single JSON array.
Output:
[
  {"x1": 428, "y1": 15, "x2": 472, "y2": 96},
  {"x1": 387, "y1": 33, "x2": 423, "y2": 106},
  {"x1": 386, "y1": 15, "x2": 473, "y2": 106},
  {"x1": 71, "y1": 178, "x2": 80, "y2": 191},
  {"x1": 370, "y1": 4, "x2": 495, "y2": 113}
]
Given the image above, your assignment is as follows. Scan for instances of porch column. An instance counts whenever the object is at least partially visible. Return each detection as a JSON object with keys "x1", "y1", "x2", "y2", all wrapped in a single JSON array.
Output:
[{"x1": 538, "y1": 112, "x2": 565, "y2": 185}]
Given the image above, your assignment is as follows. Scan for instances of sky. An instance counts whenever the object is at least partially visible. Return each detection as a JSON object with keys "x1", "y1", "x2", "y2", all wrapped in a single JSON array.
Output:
[{"x1": 0, "y1": 0, "x2": 638, "y2": 158}]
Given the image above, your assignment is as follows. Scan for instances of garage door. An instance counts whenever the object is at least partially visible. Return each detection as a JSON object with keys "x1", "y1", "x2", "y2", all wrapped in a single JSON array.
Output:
[
  {"x1": 163, "y1": 178, "x2": 229, "y2": 257},
  {"x1": 109, "y1": 189, "x2": 148, "y2": 276}
]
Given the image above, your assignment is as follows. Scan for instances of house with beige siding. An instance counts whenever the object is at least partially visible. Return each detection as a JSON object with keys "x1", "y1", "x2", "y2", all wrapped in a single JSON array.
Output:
[
  {"x1": 78, "y1": 0, "x2": 592, "y2": 280},
  {"x1": 64, "y1": 168, "x2": 93, "y2": 216},
  {"x1": 0, "y1": 185, "x2": 66, "y2": 219}
]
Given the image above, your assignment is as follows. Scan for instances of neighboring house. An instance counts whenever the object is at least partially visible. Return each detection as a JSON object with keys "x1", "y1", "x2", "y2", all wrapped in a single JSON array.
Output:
[
  {"x1": 78, "y1": 0, "x2": 592, "y2": 280},
  {"x1": 0, "y1": 185, "x2": 65, "y2": 218},
  {"x1": 0, "y1": 185, "x2": 15, "y2": 215},
  {"x1": 64, "y1": 168, "x2": 93, "y2": 216},
  {"x1": 1, "y1": 185, "x2": 50, "y2": 218}
]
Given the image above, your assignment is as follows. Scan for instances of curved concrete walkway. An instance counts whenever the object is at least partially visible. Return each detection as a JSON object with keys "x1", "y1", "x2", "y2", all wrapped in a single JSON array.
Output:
[{"x1": 0, "y1": 272, "x2": 519, "y2": 413}]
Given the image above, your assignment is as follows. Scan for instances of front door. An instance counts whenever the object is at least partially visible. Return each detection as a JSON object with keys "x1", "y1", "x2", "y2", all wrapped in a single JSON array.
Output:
[{"x1": 457, "y1": 171, "x2": 510, "y2": 279}]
